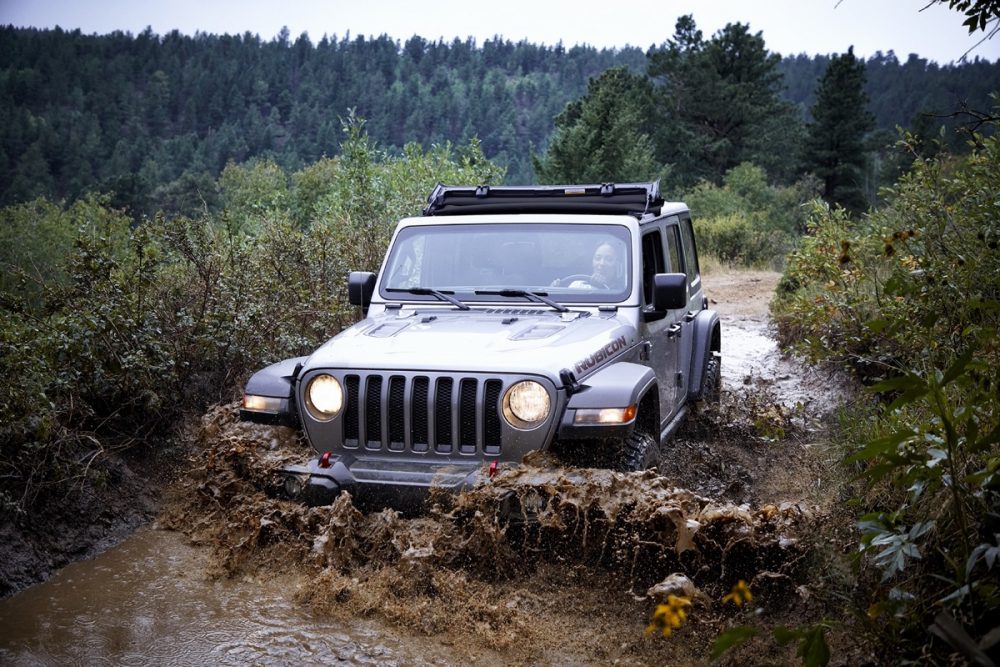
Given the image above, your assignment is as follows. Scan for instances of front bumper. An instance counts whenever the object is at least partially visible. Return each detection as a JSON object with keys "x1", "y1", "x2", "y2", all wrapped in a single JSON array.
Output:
[{"x1": 279, "y1": 453, "x2": 488, "y2": 510}]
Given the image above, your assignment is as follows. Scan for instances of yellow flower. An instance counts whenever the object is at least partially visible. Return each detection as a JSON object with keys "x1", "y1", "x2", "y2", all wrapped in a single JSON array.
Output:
[
  {"x1": 646, "y1": 594, "x2": 692, "y2": 638},
  {"x1": 722, "y1": 580, "x2": 753, "y2": 607}
]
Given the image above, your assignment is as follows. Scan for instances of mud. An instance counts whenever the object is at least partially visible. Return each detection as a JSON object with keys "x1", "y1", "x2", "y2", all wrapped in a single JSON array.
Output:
[
  {"x1": 1, "y1": 268, "x2": 862, "y2": 665},
  {"x1": 660, "y1": 270, "x2": 859, "y2": 506},
  {"x1": 0, "y1": 447, "x2": 163, "y2": 598},
  {"x1": 147, "y1": 399, "x2": 822, "y2": 664}
]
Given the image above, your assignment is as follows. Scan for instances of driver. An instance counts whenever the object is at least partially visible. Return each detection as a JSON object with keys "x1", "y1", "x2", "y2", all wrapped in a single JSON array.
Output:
[{"x1": 568, "y1": 242, "x2": 619, "y2": 289}]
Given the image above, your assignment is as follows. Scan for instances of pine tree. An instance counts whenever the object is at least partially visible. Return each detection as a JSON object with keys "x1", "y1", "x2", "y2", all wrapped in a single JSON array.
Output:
[
  {"x1": 647, "y1": 16, "x2": 802, "y2": 189},
  {"x1": 533, "y1": 67, "x2": 656, "y2": 184},
  {"x1": 803, "y1": 47, "x2": 875, "y2": 213}
]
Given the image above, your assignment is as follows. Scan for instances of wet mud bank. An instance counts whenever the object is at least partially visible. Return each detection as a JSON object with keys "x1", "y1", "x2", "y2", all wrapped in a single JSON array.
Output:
[{"x1": 0, "y1": 447, "x2": 165, "y2": 598}]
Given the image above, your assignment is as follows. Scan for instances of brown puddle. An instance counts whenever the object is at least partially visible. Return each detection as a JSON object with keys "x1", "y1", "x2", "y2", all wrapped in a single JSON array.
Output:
[{"x1": 0, "y1": 527, "x2": 456, "y2": 666}]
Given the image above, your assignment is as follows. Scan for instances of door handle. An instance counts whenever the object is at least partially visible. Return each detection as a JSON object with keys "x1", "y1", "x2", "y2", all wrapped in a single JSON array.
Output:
[{"x1": 667, "y1": 323, "x2": 682, "y2": 338}]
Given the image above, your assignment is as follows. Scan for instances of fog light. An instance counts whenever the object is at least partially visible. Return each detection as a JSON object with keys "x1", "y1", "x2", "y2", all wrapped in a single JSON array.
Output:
[
  {"x1": 573, "y1": 405, "x2": 637, "y2": 424},
  {"x1": 283, "y1": 474, "x2": 306, "y2": 498},
  {"x1": 243, "y1": 394, "x2": 282, "y2": 413}
]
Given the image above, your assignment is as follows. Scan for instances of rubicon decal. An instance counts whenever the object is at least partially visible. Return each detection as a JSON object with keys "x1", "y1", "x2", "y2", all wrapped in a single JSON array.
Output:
[{"x1": 574, "y1": 336, "x2": 628, "y2": 374}]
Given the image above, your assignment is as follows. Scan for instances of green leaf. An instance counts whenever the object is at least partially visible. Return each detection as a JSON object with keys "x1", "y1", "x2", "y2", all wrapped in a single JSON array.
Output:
[
  {"x1": 710, "y1": 626, "x2": 759, "y2": 660},
  {"x1": 888, "y1": 386, "x2": 930, "y2": 412},
  {"x1": 866, "y1": 318, "x2": 890, "y2": 333},
  {"x1": 858, "y1": 462, "x2": 904, "y2": 484},
  {"x1": 772, "y1": 625, "x2": 800, "y2": 646},
  {"x1": 798, "y1": 626, "x2": 830, "y2": 667},
  {"x1": 941, "y1": 348, "x2": 974, "y2": 386},
  {"x1": 869, "y1": 374, "x2": 924, "y2": 394},
  {"x1": 974, "y1": 422, "x2": 1000, "y2": 452},
  {"x1": 846, "y1": 429, "x2": 916, "y2": 463}
]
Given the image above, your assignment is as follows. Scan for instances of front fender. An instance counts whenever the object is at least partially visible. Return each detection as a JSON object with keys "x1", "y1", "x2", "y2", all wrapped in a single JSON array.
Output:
[
  {"x1": 239, "y1": 356, "x2": 307, "y2": 427},
  {"x1": 557, "y1": 362, "x2": 656, "y2": 439}
]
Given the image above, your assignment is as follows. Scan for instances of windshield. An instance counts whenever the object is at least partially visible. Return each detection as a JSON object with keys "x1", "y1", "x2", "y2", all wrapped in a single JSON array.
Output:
[{"x1": 380, "y1": 223, "x2": 632, "y2": 304}]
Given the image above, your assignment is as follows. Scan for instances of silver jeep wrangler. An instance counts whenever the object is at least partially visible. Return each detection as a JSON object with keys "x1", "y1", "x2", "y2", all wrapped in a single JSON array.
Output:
[{"x1": 240, "y1": 182, "x2": 720, "y2": 508}]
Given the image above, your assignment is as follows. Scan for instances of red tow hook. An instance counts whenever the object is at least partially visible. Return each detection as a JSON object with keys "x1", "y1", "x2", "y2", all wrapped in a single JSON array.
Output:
[
  {"x1": 319, "y1": 451, "x2": 332, "y2": 468},
  {"x1": 488, "y1": 460, "x2": 499, "y2": 478}
]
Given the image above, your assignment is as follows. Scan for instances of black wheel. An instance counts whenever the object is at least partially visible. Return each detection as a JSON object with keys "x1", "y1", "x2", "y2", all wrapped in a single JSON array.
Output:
[
  {"x1": 616, "y1": 430, "x2": 661, "y2": 472},
  {"x1": 702, "y1": 352, "x2": 721, "y2": 403}
]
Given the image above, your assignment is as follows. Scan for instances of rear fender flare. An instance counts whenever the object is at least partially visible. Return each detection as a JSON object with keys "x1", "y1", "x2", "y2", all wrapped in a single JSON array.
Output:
[{"x1": 688, "y1": 310, "x2": 721, "y2": 400}]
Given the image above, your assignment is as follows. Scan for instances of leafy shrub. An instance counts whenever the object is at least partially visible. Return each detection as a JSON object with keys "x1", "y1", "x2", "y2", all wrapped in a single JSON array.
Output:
[
  {"x1": 0, "y1": 116, "x2": 503, "y2": 519},
  {"x1": 773, "y1": 130, "x2": 1000, "y2": 381},
  {"x1": 694, "y1": 212, "x2": 793, "y2": 267},
  {"x1": 684, "y1": 162, "x2": 818, "y2": 267},
  {"x1": 772, "y1": 123, "x2": 1000, "y2": 661}
]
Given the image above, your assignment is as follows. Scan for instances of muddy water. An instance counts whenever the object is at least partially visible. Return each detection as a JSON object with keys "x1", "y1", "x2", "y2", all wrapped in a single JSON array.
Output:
[
  {"x1": 709, "y1": 271, "x2": 852, "y2": 420},
  {"x1": 0, "y1": 528, "x2": 441, "y2": 666}
]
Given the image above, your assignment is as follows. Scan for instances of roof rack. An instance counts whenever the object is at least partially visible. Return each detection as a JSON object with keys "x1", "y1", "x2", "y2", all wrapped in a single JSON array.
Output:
[{"x1": 422, "y1": 181, "x2": 664, "y2": 218}]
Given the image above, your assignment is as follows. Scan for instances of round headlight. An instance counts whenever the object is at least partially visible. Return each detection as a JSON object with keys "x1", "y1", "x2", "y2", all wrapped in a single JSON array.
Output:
[
  {"x1": 305, "y1": 374, "x2": 343, "y2": 420},
  {"x1": 503, "y1": 380, "x2": 551, "y2": 429}
]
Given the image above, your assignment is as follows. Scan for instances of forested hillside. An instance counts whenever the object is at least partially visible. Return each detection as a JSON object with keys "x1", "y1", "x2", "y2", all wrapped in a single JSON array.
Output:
[
  {"x1": 1, "y1": 24, "x2": 997, "y2": 213},
  {"x1": 779, "y1": 50, "x2": 1000, "y2": 136},
  {"x1": 0, "y1": 26, "x2": 645, "y2": 208}
]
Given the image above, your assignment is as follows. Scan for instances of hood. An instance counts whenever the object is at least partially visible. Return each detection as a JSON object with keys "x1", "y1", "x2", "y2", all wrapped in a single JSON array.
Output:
[{"x1": 305, "y1": 306, "x2": 637, "y2": 382}]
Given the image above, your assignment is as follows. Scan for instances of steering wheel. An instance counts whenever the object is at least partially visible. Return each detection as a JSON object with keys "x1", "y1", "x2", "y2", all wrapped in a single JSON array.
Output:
[{"x1": 555, "y1": 274, "x2": 607, "y2": 288}]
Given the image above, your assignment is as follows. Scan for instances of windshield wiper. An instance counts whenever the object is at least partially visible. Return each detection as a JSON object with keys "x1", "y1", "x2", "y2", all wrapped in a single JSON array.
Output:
[
  {"x1": 475, "y1": 289, "x2": 569, "y2": 313},
  {"x1": 385, "y1": 287, "x2": 470, "y2": 310}
]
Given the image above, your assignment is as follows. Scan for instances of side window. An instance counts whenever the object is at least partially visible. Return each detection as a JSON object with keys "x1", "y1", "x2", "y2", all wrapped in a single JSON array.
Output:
[
  {"x1": 679, "y1": 218, "x2": 700, "y2": 288},
  {"x1": 665, "y1": 225, "x2": 683, "y2": 274},
  {"x1": 641, "y1": 229, "x2": 665, "y2": 306}
]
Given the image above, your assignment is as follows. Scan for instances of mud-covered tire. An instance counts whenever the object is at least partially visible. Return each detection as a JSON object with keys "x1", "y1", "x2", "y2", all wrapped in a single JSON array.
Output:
[
  {"x1": 702, "y1": 352, "x2": 721, "y2": 403},
  {"x1": 616, "y1": 430, "x2": 661, "y2": 472}
]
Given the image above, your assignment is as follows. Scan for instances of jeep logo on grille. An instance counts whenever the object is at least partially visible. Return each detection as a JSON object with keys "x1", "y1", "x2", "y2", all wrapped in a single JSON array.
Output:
[{"x1": 574, "y1": 336, "x2": 628, "y2": 374}]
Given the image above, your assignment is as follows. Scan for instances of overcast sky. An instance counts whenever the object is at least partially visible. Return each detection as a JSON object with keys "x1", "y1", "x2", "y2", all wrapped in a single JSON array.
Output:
[{"x1": 2, "y1": 0, "x2": 998, "y2": 64}]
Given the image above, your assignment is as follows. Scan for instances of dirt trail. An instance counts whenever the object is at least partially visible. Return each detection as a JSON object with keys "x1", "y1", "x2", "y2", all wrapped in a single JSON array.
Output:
[
  {"x1": 662, "y1": 270, "x2": 855, "y2": 507},
  {"x1": 150, "y1": 268, "x2": 856, "y2": 666}
]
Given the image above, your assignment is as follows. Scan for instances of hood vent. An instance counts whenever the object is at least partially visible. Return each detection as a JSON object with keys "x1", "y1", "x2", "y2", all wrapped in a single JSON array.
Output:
[
  {"x1": 366, "y1": 322, "x2": 412, "y2": 338},
  {"x1": 478, "y1": 308, "x2": 590, "y2": 318},
  {"x1": 510, "y1": 324, "x2": 566, "y2": 340}
]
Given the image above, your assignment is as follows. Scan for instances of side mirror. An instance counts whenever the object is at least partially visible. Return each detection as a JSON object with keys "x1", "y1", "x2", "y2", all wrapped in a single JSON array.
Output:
[
  {"x1": 348, "y1": 271, "x2": 377, "y2": 309},
  {"x1": 652, "y1": 273, "x2": 688, "y2": 311}
]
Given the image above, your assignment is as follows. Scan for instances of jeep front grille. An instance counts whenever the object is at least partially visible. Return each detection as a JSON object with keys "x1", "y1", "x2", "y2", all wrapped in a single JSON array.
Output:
[{"x1": 341, "y1": 373, "x2": 504, "y2": 455}]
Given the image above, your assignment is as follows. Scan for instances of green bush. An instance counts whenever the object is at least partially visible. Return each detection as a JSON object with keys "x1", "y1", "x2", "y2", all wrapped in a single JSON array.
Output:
[
  {"x1": 772, "y1": 123, "x2": 1000, "y2": 661},
  {"x1": 0, "y1": 116, "x2": 503, "y2": 519},
  {"x1": 772, "y1": 131, "x2": 1000, "y2": 380},
  {"x1": 684, "y1": 162, "x2": 818, "y2": 267},
  {"x1": 695, "y1": 212, "x2": 793, "y2": 267}
]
